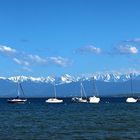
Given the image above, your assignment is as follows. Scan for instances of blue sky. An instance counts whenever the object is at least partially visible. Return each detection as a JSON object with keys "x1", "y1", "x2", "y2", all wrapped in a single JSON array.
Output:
[{"x1": 0, "y1": 0, "x2": 140, "y2": 77}]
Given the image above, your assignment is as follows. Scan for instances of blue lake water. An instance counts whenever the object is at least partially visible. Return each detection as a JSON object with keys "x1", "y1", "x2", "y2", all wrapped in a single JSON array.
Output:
[{"x1": 0, "y1": 98, "x2": 139, "y2": 139}]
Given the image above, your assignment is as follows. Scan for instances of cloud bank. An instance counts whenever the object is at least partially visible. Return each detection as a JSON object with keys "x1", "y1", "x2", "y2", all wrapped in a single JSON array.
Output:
[
  {"x1": 0, "y1": 45, "x2": 17, "y2": 55},
  {"x1": 115, "y1": 45, "x2": 138, "y2": 54},
  {"x1": 109, "y1": 38, "x2": 140, "y2": 55},
  {"x1": 76, "y1": 45, "x2": 101, "y2": 54},
  {"x1": 0, "y1": 45, "x2": 71, "y2": 71},
  {"x1": 49, "y1": 57, "x2": 71, "y2": 67}
]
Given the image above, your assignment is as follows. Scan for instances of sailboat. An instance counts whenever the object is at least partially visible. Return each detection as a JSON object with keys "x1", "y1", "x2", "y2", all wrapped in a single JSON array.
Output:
[
  {"x1": 7, "y1": 78, "x2": 27, "y2": 103},
  {"x1": 72, "y1": 81, "x2": 87, "y2": 103},
  {"x1": 45, "y1": 83, "x2": 63, "y2": 103},
  {"x1": 126, "y1": 74, "x2": 138, "y2": 103},
  {"x1": 89, "y1": 77, "x2": 100, "y2": 103}
]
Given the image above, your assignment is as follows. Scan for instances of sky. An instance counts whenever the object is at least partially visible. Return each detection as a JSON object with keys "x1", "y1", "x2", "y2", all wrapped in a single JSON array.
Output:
[{"x1": 0, "y1": 0, "x2": 140, "y2": 77}]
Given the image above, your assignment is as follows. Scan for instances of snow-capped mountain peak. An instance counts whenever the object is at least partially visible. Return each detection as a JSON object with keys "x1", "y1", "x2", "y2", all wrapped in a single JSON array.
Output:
[{"x1": 61, "y1": 74, "x2": 75, "y2": 83}]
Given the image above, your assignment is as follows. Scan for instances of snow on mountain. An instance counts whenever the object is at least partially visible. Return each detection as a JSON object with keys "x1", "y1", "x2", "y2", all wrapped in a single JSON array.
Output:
[
  {"x1": 0, "y1": 72, "x2": 139, "y2": 84},
  {"x1": 93, "y1": 73, "x2": 139, "y2": 82},
  {"x1": 61, "y1": 74, "x2": 76, "y2": 83},
  {"x1": 7, "y1": 76, "x2": 55, "y2": 83},
  {"x1": 0, "y1": 77, "x2": 7, "y2": 80},
  {"x1": 8, "y1": 76, "x2": 28, "y2": 82}
]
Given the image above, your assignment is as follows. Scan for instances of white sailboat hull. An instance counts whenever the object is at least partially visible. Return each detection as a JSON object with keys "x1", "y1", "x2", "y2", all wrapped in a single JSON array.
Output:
[
  {"x1": 45, "y1": 98, "x2": 63, "y2": 103},
  {"x1": 7, "y1": 98, "x2": 27, "y2": 103},
  {"x1": 126, "y1": 97, "x2": 137, "y2": 103},
  {"x1": 89, "y1": 96, "x2": 100, "y2": 103}
]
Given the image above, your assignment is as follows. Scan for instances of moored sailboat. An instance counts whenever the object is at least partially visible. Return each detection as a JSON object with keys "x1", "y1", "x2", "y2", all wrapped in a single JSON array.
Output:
[
  {"x1": 72, "y1": 81, "x2": 87, "y2": 103},
  {"x1": 45, "y1": 83, "x2": 63, "y2": 103},
  {"x1": 7, "y1": 77, "x2": 27, "y2": 103},
  {"x1": 126, "y1": 74, "x2": 137, "y2": 103},
  {"x1": 89, "y1": 77, "x2": 100, "y2": 103}
]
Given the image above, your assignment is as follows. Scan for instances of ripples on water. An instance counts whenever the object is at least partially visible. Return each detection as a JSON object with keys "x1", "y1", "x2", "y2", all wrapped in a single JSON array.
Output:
[{"x1": 0, "y1": 98, "x2": 139, "y2": 140}]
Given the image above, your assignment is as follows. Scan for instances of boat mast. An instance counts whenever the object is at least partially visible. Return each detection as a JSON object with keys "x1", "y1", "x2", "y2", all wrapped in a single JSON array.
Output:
[
  {"x1": 17, "y1": 79, "x2": 20, "y2": 98},
  {"x1": 81, "y1": 82, "x2": 87, "y2": 99},
  {"x1": 130, "y1": 73, "x2": 133, "y2": 96},
  {"x1": 19, "y1": 83, "x2": 25, "y2": 97},
  {"x1": 80, "y1": 81, "x2": 82, "y2": 98},
  {"x1": 53, "y1": 83, "x2": 56, "y2": 98},
  {"x1": 93, "y1": 76, "x2": 98, "y2": 96}
]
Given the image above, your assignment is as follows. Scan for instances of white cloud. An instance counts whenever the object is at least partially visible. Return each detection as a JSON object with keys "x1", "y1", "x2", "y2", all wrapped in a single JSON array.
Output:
[
  {"x1": 115, "y1": 45, "x2": 138, "y2": 54},
  {"x1": 28, "y1": 54, "x2": 48, "y2": 64},
  {"x1": 49, "y1": 56, "x2": 71, "y2": 67},
  {"x1": 77, "y1": 45, "x2": 101, "y2": 54},
  {"x1": 0, "y1": 45, "x2": 16, "y2": 55},
  {"x1": 14, "y1": 55, "x2": 71, "y2": 67},
  {"x1": 13, "y1": 58, "x2": 30, "y2": 66},
  {"x1": 14, "y1": 54, "x2": 71, "y2": 67},
  {"x1": 22, "y1": 67, "x2": 32, "y2": 72}
]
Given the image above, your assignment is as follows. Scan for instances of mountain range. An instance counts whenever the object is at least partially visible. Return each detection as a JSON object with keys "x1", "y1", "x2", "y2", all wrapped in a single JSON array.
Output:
[{"x1": 0, "y1": 73, "x2": 140, "y2": 97}]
